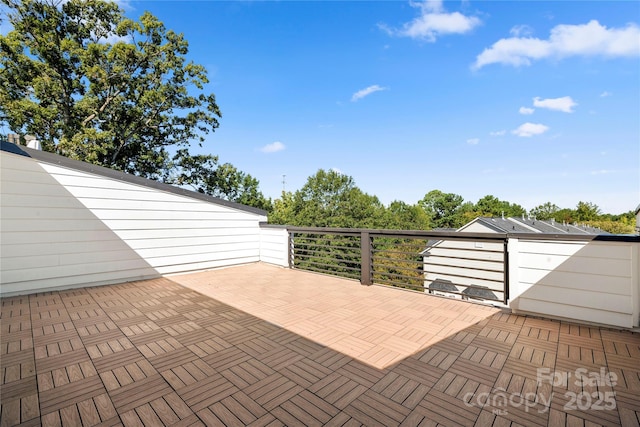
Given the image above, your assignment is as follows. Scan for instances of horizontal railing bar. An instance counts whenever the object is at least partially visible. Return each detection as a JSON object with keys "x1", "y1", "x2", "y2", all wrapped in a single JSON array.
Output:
[
  {"x1": 372, "y1": 248, "x2": 425, "y2": 256},
  {"x1": 294, "y1": 259, "x2": 361, "y2": 272},
  {"x1": 294, "y1": 246, "x2": 360, "y2": 256},
  {"x1": 372, "y1": 256, "x2": 424, "y2": 266}
]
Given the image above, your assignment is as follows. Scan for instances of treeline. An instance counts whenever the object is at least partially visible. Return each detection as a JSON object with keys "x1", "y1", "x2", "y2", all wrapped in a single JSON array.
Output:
[{"x1": 268, "y1": 169, "x2": 637, "y2": 234}]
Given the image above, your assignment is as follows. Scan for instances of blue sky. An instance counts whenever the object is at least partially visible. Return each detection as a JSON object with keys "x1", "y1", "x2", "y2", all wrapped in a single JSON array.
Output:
[{"x1": 54, "y1": 1, "x2": 640, "y2": 213}]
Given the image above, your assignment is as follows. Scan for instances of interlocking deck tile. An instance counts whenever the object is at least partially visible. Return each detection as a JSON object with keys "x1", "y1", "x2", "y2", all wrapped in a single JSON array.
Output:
[{"x1": 1, "y1": 264, "x2": 639, "y2": 426}]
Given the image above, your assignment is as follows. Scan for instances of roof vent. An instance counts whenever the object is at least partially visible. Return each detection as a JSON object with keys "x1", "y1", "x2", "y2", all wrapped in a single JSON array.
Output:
[{"x1": 26, "y1": 139, "x2": 42, "y2": 150}]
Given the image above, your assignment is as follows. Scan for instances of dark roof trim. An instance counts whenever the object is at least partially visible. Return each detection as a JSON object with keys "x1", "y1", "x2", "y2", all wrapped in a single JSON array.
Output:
[{"x1": 1, "y1": 141, "x2": 268, "y2": 216}]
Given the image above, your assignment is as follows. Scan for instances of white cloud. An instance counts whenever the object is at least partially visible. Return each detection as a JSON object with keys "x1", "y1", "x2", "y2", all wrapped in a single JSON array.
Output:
[
  {"x1": 260, "y1": 141, "x2": 286, "y2": 153},
  {"x1": 379, "y1": 0, "x2": 481, "y2": 42},
  {"x1": 351, "y1": 85, "x2": 387, "y2": 102},
  {"x1": 473, "y1": 20, "x2": 640, "y2": 69},
  {"x1": 512, "y1": 122, "x2": 549, "y2": 137},
  {"x1": 519, "y1": 107, "x2": 535, "y2": 115},
  {"x1": 490, "y1": 130, "x2": 506, "y2": 136},
  {"x1": 600, "y1": 91, "x2": 612, "y2": 97},
  {"x1": 466, "y1": 138, "x2": 479, "y2": 145},
  {"x1": 510, "y1": 24, "x2": 533, "y2": 37},
  {"x1": 533, "y1": 96, "x2": 577, "y2": 113}
]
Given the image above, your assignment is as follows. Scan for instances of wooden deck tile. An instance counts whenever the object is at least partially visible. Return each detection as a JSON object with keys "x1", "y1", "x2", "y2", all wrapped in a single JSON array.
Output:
[
  {"x1": 1, "y1": 264, "x2": 639, "y2": 426},
  {"x1": 244, "y1": 373, "x2": 303, "y2": 410},
  {"x1": 39, "y1": 374, "x2": 105, "y2": 415},
  {"x1": 109, "y1": 374, "x2": 174, "y2": 414}
]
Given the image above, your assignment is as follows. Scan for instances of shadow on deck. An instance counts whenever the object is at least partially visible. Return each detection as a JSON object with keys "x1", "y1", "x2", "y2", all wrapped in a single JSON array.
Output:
[{"x1": 1, "y1": 263, "x2": 639, "y2": 426}]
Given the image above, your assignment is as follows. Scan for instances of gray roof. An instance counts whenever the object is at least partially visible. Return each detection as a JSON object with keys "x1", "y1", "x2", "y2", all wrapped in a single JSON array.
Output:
[
  {"x1": 476, "y1": 216, "x2": 608, "y2": 235},
  {"x1": 1, "y1": 141, "x2": 268, "y2": 216}
]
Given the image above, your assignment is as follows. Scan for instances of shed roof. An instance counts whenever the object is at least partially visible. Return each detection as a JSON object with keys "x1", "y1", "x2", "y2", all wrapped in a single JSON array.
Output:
[{"x1": 475, "y1": 216, "x2": 607, "y2": 235}]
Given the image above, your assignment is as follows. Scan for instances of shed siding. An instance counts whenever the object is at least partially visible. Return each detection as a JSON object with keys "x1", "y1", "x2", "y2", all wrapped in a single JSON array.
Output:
[
  {"x1": 0, "y1": 150, "x2": 266, "y2": 296},
  {"x1": 423, "y1": 239, "x2": 505, "y2": 299},
  {"x1": 511, "y1": 239, "x2": 638, "y2": 328}
]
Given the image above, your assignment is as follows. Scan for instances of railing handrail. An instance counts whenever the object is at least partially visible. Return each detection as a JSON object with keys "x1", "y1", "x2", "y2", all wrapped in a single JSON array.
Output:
[
  {"x1": 287, "y1": 226, "x2": 508, "y2": 242},
  {"x1": 262, "y1": 223, "x2": 640, "y2": 243}
]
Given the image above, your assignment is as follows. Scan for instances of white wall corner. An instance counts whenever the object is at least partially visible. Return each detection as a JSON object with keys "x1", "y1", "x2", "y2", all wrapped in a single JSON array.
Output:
[
  {"x1": 507, "y1": 237, "x2": 520, "y2": 309},
  {"x1": 632, "y1": 242, "x2": 640, "y2": 328}
]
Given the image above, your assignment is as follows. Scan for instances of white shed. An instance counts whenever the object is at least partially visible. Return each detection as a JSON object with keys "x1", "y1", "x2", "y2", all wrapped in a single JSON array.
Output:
[{"x1": 0, "y1": 142, "x2": 268, "y2": 296}]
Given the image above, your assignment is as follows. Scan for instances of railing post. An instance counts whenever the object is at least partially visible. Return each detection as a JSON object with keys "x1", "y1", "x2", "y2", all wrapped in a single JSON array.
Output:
[
  {"x1": 360, "y1": 231, "x2": 372, "y2": 285},
  {"x1": 288, "y1": 232, "x2": 294, "y2": 269}
]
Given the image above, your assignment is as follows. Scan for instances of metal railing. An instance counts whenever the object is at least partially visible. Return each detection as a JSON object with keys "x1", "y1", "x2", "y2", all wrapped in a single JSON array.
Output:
[{"x1": 288, "y1": 227, "x2": 510, "y2": 305}]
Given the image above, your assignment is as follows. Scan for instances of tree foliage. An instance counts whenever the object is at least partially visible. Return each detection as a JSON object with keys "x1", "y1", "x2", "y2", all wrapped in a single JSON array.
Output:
[
  {"x1": 0, "y1": 0, "x2": 269, "y2": 209},
  {"x1": 419, "y1": 190, "x2": 464, "y2": 229},
  {"x1": 271, "y1": 169, "x2": 384, "y2": 228}
]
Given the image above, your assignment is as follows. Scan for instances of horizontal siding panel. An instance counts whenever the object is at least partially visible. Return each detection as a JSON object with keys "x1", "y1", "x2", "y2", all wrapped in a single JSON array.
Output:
[
  {"x1": 115, "y1": 228, "x2": 259, "y2": 240},
  {"x1": 424, "y1": 240, "x2": 503, "y2": 252},
  {"x1": 126, "y1": 235, "x2": 259, "y2": 250},
  {"x1": 423, "y1": 247, "x2": 504, "y2": 261},
  {"x1": 3, "y1": 219, "x2": 117, "y2": 232},
  {"x1": 1, "y1": 258, "x2": 156, "y2": 283},
  {"x1": 1, "y1": 230, "x2": 127, "y2": 245},
  {"x1": 519, "y1": 284, "x2": 633, "y2": 314},
  {"x1": 424, "y1": 263, "x2": 503, "y2": 281},
  {"x1": 518, "y1": 240, "x2": 630, "y2": 259},
  {"x1": 50, "y1": 186, "x2": 188, "y2": 202},
  {"x1": 77, "y1": 198, "x2": 200, "y2": 211},
  {"x1": 135, "y1": 241, "x2": 258, "y2": 258},
  {"x1": 157, "y1": 257, "x2": 260, "y2": 275},
  {"x1": 1, "y1": 194, "x2": 92, "y2": 209},
  {"x1": 2, "y1": 206, "x2": 113, "y2": 220},
  {"x1": 2, "y1": 248, "x2": 151, "y2": 271},
  {"x1": 89, "y1": 209, "x2": 256, "y2": 221},
  {"x1": 1, "y1": 167, "x2": 65, "y2": 186},
  {"x1": 518, "y1": 253, "x2": 630, "y2": 278},
  {"x1": 518, "y1": 268, "x2": 632, "y2": 296},
  {"x1": 1, "y1": 181, "x2": 77, "y2": 197},
  {"x1": 45, "y1": 172, "x2": 159, "y2": 193},
  {"x1": 422, "y1": 256, "x2": 503, "y2": 272},
  {"x1": 424, "y1": 272, "x2": 503, "y2": 291},
  {"x1": 1, "y1": 240, "x2": 137, "y2": 258},
  {"x1": 145, "y1": 248, "x2": 259, "y2": 267},
  {"x1": 515, "y1": 298, "x2": 633, "y2": 329},
  {"x1": 100, "y1": 219, "x2": 258, "y2": 230}
]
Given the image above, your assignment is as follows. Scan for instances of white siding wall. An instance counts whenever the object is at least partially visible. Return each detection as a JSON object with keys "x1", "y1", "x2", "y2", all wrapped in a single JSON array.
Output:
[
  {"x1": 0, "y1": 150, "x2": 267, "y2": 296},
  {"x1": 259, "y1": 226, "x2": 289, "y2": 267},
  {"x1": 509, "y1": 239, "x2": 640, "y2": 328},
  {"x1": 423, "y1": 239, "x2": 505, "y2": 301}
]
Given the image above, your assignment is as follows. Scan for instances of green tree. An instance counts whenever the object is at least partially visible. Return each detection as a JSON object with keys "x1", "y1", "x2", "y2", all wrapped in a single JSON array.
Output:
[
  {"x1": 381, "y1": 201, "x2": 431, "y2": 230},
  {"x1": 475, "y1": 195, "x2": 526, "y2": 218},
  {"x1": 418, "y1": 190, "x2": 465, "y2": 229},
  {"x1": 270, "y1": 169, "x2": 384, "y2": 228},
  {"x1": 574, "y1": 201, "x2": 601, "y2": 222},
  {"x1": 269, "y1": 191, "x2": 295, "y2": 224},
  {"x1": 529, "y1": 202, "x2": 560, "y2": 220},
  {"x1": 0, "y1": 0, "x2": 268, "y2": 208}
]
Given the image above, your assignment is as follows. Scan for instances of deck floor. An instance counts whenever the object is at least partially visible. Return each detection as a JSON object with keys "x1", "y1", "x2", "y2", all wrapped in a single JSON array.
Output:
[{"x1": 1, "y1": 263, "x2": 639, "y2": 426}]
